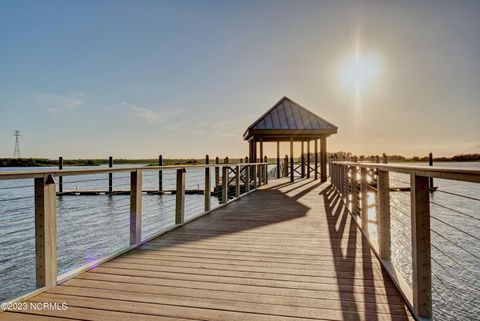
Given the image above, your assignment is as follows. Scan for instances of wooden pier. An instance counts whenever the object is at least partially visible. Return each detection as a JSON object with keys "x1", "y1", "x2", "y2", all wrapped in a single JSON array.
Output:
[{"x1": 1, "y1": 178, "x2": 414, "y2": 321}]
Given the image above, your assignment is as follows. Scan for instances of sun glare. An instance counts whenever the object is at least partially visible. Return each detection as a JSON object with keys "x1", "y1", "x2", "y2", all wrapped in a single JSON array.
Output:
[{"x1": 339, "y1": 52, "x2": 383, "y2": 92}]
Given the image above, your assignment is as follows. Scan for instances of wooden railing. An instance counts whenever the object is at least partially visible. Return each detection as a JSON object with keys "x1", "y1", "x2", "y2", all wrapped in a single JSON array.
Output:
[
  {"x1": 330, "y1": 160, "x2": 480, "y2": 321},
  {"x1": 0, "y1": 161, "x2": 268, "y2": 304}
]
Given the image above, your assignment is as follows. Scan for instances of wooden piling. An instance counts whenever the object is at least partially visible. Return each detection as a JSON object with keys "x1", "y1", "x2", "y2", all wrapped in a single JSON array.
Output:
[
  {"x1": 108, "y1": 156, "x2": 113, "y2": 193},
  {"x1": 204, "y1": 155, "x2": 211, "y2": 212},
  {"x1": 175, "y1": 169, "x2": 185, "y2": 224},
  {"x1": 158, "y1": 155, "x2": 163, "y2": 192},
  {"x1": 35, "y1": 175, "x2": 57, "y2": 289},
  {"x1": 130, "y1": 170, "x2": 142, "y2": 245},
  {"x1": 429, "y1": 152, "x2": 434, "y2": 190},
  {"x1": 215, "y1": 157, "x2": 220, "y2": 187},
  {"x1": 58, "y1": 157, "x2": 63, "y2": 193}
]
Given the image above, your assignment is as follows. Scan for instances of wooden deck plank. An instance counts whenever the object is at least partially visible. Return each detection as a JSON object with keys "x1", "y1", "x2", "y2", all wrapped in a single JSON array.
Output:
[{"x1": 4, "y1": 178, "x2": 414, "y2": 321}]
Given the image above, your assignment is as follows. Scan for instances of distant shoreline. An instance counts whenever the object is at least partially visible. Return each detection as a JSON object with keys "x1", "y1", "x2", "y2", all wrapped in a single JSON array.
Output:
[{"x1": 1, "y1": 155, "x2": 479, "y2": 167}]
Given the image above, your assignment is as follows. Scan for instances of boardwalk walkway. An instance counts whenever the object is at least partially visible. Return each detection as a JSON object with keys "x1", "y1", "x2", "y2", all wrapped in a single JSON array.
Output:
[{"x1": 2, "y1": 178, "x2": 414, "y2": 321}]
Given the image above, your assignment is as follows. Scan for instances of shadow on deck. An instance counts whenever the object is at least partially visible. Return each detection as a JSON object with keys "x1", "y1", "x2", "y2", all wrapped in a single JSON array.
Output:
[{"x1": 2, "y1": 178, "x2": 413, "y2": 321}]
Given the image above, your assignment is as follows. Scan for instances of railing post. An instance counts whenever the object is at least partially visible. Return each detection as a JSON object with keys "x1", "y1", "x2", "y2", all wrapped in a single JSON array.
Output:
[
  {"x1": 58, "y1": 156, "x2": 63, "y2": 193},
  {"x1": 222, "y1": 165, "x2": 228, "y2": 204},
  {"x1": 130, "y1": 170, "x2": 142, "y2": 245},
  {"x1": 314, "y1": 140, "x2": 318, "y2": 180},
  {"x1": 35, "y1": 174, "x2": 57, "y2": 289},
  {"x1": 351, "y1": 165, "x2": 359, "y2": 215},
  {"x1": 205, "y1": 155, "x2": 211, "y2": 212},
  {"x1": 411, "y1": 174, "x2": 432, "y2": 319},
  {"x1": 215, "y1": 157, "x2": 220, "y2": 187},
  {"x1": 360, "y1": 167, "x2": 369, "y2": 234},
  {"x1": 175, "y1": 168, "x2": 185, "y2": 224},
  {"x1": 108, "y1": 156, "x2": 113, "y2": 193},
  {"x1": 158, "y1": 155, "x2": 163, "y2": 193},
  {"x1": 253, "y1": 165, "x2": 258, "y2": 189},
  {"x1": 246, "y1": 164, "x2": 250, "y2": 192},
  {"x1": 264, "y1": 156, "x2": 268, "y2": 185},
  {"x1": 377, "y1": 169, "x2": 391, "y2": 260},
  {"x1": 235, "y1": 165, "x2": 240, "y2": 197}
]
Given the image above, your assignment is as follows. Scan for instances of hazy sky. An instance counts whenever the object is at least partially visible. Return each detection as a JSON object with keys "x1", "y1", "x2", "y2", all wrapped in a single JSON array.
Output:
[{"x1": 1, "y1": 0, "x2": 479, "y2": 159}]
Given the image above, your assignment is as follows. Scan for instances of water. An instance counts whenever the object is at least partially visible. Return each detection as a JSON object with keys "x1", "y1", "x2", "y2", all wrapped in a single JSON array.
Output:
[
  {"x1": 0, "y1": 165, "x2": 220, "y2": 303},
  {"x1": 0, "y1": 162, "x2": 479, "y2": 320}
]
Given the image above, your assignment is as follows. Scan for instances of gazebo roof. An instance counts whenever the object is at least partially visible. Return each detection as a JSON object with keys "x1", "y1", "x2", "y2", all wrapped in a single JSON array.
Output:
[{"x1": 243, "y1": 96, "x2": 338, "y2": 141}]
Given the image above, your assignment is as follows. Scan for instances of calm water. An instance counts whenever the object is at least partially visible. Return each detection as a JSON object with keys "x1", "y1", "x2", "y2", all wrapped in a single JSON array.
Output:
[{"x1": 0, "y1": 162, "x2": 479, "y2": 320}]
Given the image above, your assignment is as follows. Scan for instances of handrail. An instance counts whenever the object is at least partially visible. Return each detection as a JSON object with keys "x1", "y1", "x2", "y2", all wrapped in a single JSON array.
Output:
[
  {"x1": 0, "y1": 162, "x2": 268, "y2": 180},
  {"x1": 0, "y1": 161, "x2": 270, "y2": 306},
  {"x1": 333, "y1": 161, "x2": 480, "y2": 183},
  {"x1": 329, "y1": 160, "x2": 480, "y2": 321}
]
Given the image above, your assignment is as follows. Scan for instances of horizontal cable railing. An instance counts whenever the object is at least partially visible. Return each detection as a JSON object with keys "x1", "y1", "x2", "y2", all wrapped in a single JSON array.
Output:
[
  {"x1": 0, "y1": 160, "x2": 268, "y2": 305},
  {"x1": 329, "y1": 160, "x2": 480, "y2": 321}
]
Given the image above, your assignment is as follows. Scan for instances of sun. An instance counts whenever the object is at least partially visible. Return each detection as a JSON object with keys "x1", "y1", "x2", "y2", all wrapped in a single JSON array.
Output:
[{"x1": 338, "y1": 52, "x2": 383, "y2": 92}]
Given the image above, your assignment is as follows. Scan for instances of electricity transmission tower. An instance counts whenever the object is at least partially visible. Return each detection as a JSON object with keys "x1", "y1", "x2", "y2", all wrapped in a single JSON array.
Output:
[{"x1": 13, "y1": 130, "x2": 21, "y2": 158}]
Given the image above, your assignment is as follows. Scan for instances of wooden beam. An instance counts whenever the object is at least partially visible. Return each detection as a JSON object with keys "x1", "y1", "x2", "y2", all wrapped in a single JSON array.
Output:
[
  {"x1": 351, "y1": 165, "x2": 359, "y2": 215},
  {"x1": 377, "y1": 170, "x2": 391, "y2": 260},
  {"x1": 276, "y1": 141, "x2": 280, "y2": 178},
  {"x1": 204, "y1": 155, "x2": 211, "y2": 212},
  {"x1": 108, "y1": 156, "x2": 113, "y2": 192},
  {"x1": 301, "y1": 141, "x2": 305, "y2": 178},
  {"x1": 411, "y1": 174, "x2": 432, "y2": 319},
  {"x1": 314, "y1": 139, "x2": 318, "y2": 180},
  {"x1": 320, "y1": 137, "x2": 327, "y2": 182},
  {"x1": 175, "y1": 169, "x2": 185, "y2": 224},
  {"x1": 158, "y1": 155, "x2": 163, "y2": 192},
  {"x1": 222, "y1": 166, "x2": 228, "y2": 203},
  {"x1": 35, "y1": 175, "x2": 57, "y2": 289},
  {"x1": 306, "y1": 140, "x2": 311, "y2": 178},
  {"x1": 235, "y1": 165, "x2": 240, "y2": 197},
  {"x1": 290, "y1": 137, "x2": 294, "y2": 182},
  {"x1": 360, "y1": 167, "x2": 369, "y2": 235},
  {"x1": 130, "y1": 170, "x2": 142, "y2": 245}
]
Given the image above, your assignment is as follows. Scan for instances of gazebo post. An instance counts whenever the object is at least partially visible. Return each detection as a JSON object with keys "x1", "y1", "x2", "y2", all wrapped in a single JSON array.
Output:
[
  {"x1": 290, "y1": 137, "x2": 294, "y2": 182},
  {"x1": 321, "y1": 136, "x2": 327, "y2": 182},
  {"x1": 276, "y1": 141, "x2": 280, "y2": 178},
  {"x1": 259, "y1": 138, "x2": 264, "y2": 185},
  {"x1": 301, "y1": 141, "x2": 305, "y2": 178},
  {"x1": 307, "y1": 140, "x2": 311, "y2": 178},
  {"x1": 314, "y1": 139, "x2": 318, "y2": 180}
]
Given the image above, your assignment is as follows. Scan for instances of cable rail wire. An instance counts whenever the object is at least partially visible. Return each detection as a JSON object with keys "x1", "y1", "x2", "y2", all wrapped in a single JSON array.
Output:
[
  {"x1": 0, "y1": 195, "x2": 33, "y2": 202},
  {"x1": 390, "y1": 177, "x2": 410, "y2": 185},
  {"x1": 430, "y1": 254, "x2": 480, "y2": 298},
  {"x1": 430, "y1": 243, "x2": 480, "y2": 281},
  {"x1": 431, "y1": 215, "x2": 480, "y2": 242},
  {"x1": 0, "y1": 184, "x2": 34, "y2": 190},
  {"x1": 390, "y1": 203, "x2": 411, "y2": 218},
  {"x1": 436, "y1": 189, "x2": 480, "y2": 202},
  {"x1": 430, "y1": 229, "x2": 480, "y2": 261},
  {"x1": 430, "y1": 201, "x2": 480, "y2": 222}
]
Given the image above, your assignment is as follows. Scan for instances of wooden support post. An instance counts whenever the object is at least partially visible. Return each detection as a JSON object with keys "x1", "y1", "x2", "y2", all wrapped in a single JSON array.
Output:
[
  {"x1": 259, "y1": 139, "x2": 264, "y2": 186},
  {"x1": 377, "y1": 170, "x2": 391, "y2": 260},
  {"x1": 58, "y1": 157, "x2": 63, "y2": 193},
  {"x1": 284, "y1": 154, "x2": 288, "y2": 177},
  {"x1": 276, "y1": 141, "x2": 280, "y2": 178},
  {"x1": 360, "y1": 167, "x2": 369, "y2": 234},
  {"x1": 264, "y1": 156, "x2": 268, "y2": 184},
  {"x1": 314, "y1": 139, "x2": 318, "y2": 180},
  {"x1": 351, "y1": 165, "x2": 359, "y2": 215},
  {"x1": 307, "y1": 141, "x2": 311, "y2": 178},
  {"x1": 130, "y1": 170, "x2": 142, "y2": 245},
  {"x1": 35, "y1": 175, "x2": 57, "y2": 288},
  {"x1": 175, "y1": 169, "x2": 185, "y2": 224},
  {"x1": 108, "y1": 156, "x2": 113, "y2": 193},
  {"x1": 158, "y1": 155, "x2": 163, "y2": 192},
  {"x1": 222, "y1": 166, "x2": 228, "y2": 204},
  {"x1": 428, "y1": 152, "x2": 434, "y2": 190},
  {"x1": 253, "y1": 165, "x2": 258, "y2": 189},
  {"x1": 301, "y1": 141, "x2": 305, "y2": 178},
  {"x1": 345, "y1": 166, "x2": 350, "y2": 209},
  {"x1": 246, "y1": 164, "x2": 250, "y2": 192},
  {"x1": 205, "y1": 155, "x2": 211, "y2": 212},
  {"x1": 290, "y1": 138, "x2": 294, "y2": 182},
  {"x1": 215, "y1": 157, "x2": 220, "y2": 187},
  {"x1": 320, "y1": 137, "x2": 327, "y2": 182},
  {"x1": 235, "y1": 165, "x2": 240, "y2": 197},
  {"x1": 411, "y1": 175, "x2": 432, "y2": 319}
]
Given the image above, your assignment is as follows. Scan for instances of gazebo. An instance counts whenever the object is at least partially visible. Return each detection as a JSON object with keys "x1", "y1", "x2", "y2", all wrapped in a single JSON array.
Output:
[{"x1": 243, "y1": 96, "x2": 338, "y2": 182}]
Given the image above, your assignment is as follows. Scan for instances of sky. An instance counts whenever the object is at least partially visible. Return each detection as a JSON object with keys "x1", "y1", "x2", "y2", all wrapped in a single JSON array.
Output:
[{"x1": 1, "y1": 0, "x2": 479, "y2": 159}]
